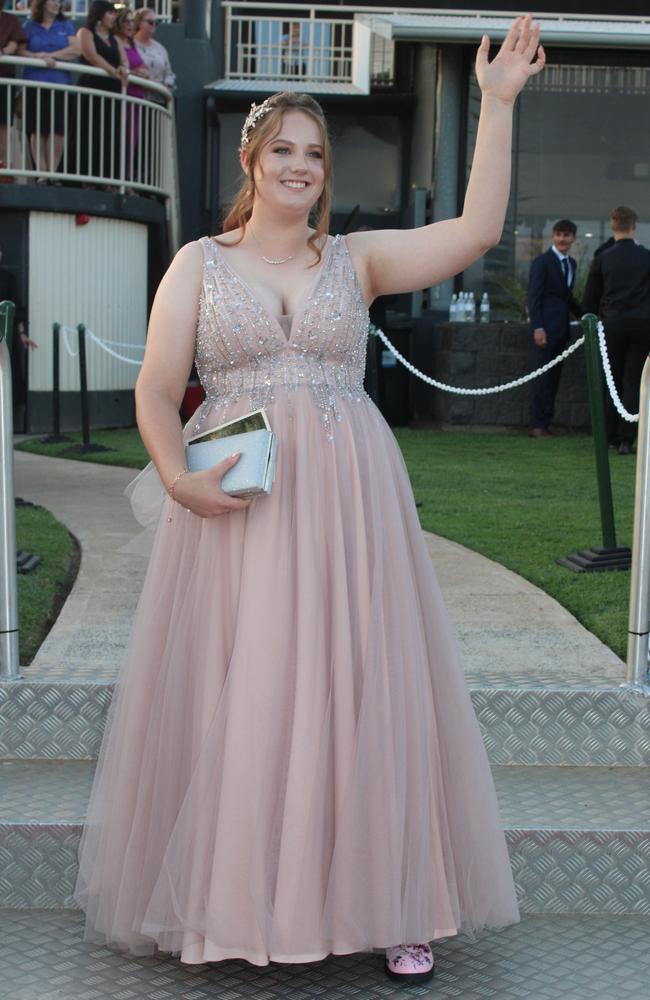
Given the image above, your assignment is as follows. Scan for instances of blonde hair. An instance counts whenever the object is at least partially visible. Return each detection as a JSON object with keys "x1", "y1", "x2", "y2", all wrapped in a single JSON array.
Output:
[
  {"x1": 133, "y1": 7, "x2": 153, "y2": 32},
  {"x1": 216, "y1": 92, "x2": 332, "y2": 267}
]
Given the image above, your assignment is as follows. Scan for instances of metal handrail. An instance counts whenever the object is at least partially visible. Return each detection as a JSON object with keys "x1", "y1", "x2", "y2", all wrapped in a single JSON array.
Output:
[
  {"x1": 0, "y1": 55, "x2": 180, "y2": 249},
  {"x1": 626, "y1": 354, "x2": 650, "y2": 695},
  {"x1": 223, "y1": 2, "x2": 394, "y2": 85},
  {"x1": 0, "y1": 302, "x2": 20, "y2": 682}
]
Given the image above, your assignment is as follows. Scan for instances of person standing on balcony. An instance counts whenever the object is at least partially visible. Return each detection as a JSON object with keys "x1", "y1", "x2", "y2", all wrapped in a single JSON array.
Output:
[
  {"x1": 76, "y1": 0, "x2": 128, "y2": 186},
  {"x1": 113, "y1": 6, "x2": 148, "y2": 184},
  {"x1": 0, "y1": 0, "x2": 27, "y2": 179},
  {"x1": 74, "y1": 16, "x2": 544, "y2": 988},
  {"x1": 281, "y1": 21, "x2": 307, "y2": 77},
  {"x1": 133, "y1": 7, "x2": 175, "y2": 105},
  {"x1": 18, "y1": 0, "x2": 79, "y2": 184}
]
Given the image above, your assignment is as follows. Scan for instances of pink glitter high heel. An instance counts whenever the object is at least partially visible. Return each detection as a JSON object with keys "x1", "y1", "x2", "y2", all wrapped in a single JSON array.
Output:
[{"x1": 384, "y1": 942, "x2": 434, "y2": 983}]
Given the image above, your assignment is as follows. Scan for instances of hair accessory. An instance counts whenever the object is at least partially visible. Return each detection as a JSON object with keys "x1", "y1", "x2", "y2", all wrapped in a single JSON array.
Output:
[{"x1": 240, "y1": 98, "x2": 276, "y2": 149}]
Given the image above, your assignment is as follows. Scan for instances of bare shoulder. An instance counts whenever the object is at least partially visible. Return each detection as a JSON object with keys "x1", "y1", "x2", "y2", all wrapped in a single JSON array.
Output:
[
  {"x1": 170, "y1": 239, "x2": 204, "y2": 273},
  {"x1": 156, "y1": 241, "x2": 204, "y2": 297}
]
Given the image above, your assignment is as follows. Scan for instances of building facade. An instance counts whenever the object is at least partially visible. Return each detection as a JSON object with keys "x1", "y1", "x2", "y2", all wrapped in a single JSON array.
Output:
[{"x1": 203, "y1": 1, "x2": 650, "y2": 322}]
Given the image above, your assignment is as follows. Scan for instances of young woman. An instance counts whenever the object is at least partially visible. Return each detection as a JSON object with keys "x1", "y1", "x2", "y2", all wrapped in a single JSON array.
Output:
[
  {"x1": 75, "y1": 16, "x2": 544, "y2": 986},
  {"x1": 113, "y1": 6, "x2": 148, "y2": 183}
]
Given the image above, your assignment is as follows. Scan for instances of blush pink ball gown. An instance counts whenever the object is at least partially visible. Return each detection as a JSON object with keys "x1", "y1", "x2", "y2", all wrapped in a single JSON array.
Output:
[{"x1": 74, "y1": 234, "x2": 519, "y2": 966}]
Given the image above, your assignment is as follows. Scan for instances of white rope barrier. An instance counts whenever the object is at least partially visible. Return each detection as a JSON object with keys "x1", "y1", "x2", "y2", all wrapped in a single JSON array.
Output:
[
  {"x1": 373, "y1": 326, "x2": 586, "y2": 396},
  {"x1": 55, "y1": 320, "x2": 640, "y2": 421},
  {"x1": 59, "y1": 325, "x2": 144, "y2": 367},
  {"x1": 85, "y1": 330, "x2": 143, "y2": 367},
  {"x1": 60, "y1": 325, "x2": 78, "y2": 358},
  {"x1": 596, "y1": 320, "x2": 639, "y2": 423},
  {"x1": 95, "y1": 336, "x2": 145, "y2": 351}
]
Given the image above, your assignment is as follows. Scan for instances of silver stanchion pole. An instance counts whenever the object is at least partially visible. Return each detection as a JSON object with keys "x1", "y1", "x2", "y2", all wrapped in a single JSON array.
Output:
[
  {"x1": 0, "y1": 300, "x2": 20, "y2": 681},
  {"x1": 625, "y1": 353, "x2": 650, "y2": 695}
]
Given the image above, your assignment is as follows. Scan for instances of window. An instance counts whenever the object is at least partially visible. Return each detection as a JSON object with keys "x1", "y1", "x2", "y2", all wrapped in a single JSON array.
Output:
[{"x1": 464, "y1": 62, "x2": 650, "y2": 316}]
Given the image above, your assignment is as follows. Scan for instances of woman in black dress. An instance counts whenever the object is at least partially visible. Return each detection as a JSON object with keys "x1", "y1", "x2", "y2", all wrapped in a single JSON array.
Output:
[{"x1": 76, "y1": 0, "x2": 128, "y2": 185}]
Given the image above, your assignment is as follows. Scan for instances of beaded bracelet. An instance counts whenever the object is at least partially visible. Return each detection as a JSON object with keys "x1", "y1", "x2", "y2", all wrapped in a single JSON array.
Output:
[
  {"x1": 167, "y1": 469, "x2": 189, "y2": 522},
  {"x1": 168, "y1": 468, "x2": 189, "y2": 501}
]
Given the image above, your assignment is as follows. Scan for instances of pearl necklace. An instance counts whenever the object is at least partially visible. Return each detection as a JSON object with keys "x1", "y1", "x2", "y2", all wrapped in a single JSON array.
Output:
[{"x1": 249, "y1": 226, "x2": 303, "y2": 266}]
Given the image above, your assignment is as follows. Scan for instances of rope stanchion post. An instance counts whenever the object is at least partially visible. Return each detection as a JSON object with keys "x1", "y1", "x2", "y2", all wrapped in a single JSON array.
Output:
[
  {"x1": 78, "y1": 323, "x2": 90, "y2": 448},
  {"x1": 40, "y1": 323, "x2": 72, "y2": 444},
  {"x1": 558, "y1": 313, "x2": 631, "y2": 572},
  {"x1": 70, "y1": 323, "x2": 111, "y2": 455},
  {"x1": 0, "y1": 301, "x2": 21, "y2": 680},
  {"x1": 625, "y1": 352, "x2": 650, "y2": 694}
]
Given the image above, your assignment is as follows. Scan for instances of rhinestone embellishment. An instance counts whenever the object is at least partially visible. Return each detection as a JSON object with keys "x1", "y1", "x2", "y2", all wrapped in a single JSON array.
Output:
[{"x1": 193, "y1": 234, "x2": 371, "y2": 439}]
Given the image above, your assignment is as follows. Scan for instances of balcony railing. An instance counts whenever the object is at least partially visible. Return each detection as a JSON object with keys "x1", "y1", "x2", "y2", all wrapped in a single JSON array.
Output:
[
  {"x1": 4, "y1": 1, "x2": 173, "y2": 23},
  {"x1": 223, "y1": 2, "x2": 395, "y2": 88},
  {"x1": 0, "y1": 57, "x2": 180, "y2": 249}
]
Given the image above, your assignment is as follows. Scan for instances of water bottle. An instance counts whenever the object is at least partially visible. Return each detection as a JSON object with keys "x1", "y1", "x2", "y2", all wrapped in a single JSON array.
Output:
[
  {"x1": 459, "y1": 292, "x2": 467, "y2": 322},
  {"x1": 480, "y1": 292, "x2": 490, "y2": 323},
  {"x1": 449, "y1": 293, "x2": 458, "y2": 323},
  {"x1": 469, "y1": 292, "x2": 477, "y2": 323}
]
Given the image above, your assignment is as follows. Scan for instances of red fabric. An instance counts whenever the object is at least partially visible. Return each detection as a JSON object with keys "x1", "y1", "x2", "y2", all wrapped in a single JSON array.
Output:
[{"x1": 180, "y1": 385, "x2": 205, "y2": 423}]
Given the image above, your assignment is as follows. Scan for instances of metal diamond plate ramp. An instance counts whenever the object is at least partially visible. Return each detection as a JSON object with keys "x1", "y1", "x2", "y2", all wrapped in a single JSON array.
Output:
[{"x1": 1, "y1": 909, "x2": 649, "y2": 999}]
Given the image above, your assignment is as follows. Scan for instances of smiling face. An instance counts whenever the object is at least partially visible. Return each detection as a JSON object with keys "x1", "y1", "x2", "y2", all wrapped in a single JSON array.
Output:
[
  {"x1": 552, "y1": 229, "x2": 576, "y2": 255},
  {"x1": 243, "y1": 110, "x2": 326, "y2": 217}
]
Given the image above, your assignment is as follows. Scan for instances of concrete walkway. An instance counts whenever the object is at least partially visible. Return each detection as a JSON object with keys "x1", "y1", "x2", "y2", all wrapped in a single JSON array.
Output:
[{"x1": 15, "y1": 450, "x2": 626, "y2": 688}]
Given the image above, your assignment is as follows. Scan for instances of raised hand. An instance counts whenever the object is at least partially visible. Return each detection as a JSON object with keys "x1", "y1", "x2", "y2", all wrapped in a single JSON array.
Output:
[{"x1": 476, "y1": 14, "x2": 545, "y2": 106}]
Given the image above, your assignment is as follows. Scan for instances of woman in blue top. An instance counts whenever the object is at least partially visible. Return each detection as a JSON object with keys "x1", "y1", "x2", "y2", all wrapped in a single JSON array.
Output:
[{"x1": 19, "y1": 0, "x2": 78, "y2": 182}]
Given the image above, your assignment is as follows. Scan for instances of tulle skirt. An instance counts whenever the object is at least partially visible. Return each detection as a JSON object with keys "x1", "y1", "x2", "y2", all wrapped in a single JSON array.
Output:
[{"x1": 73, "y1": 389, "x2": 519, "y2": 966}]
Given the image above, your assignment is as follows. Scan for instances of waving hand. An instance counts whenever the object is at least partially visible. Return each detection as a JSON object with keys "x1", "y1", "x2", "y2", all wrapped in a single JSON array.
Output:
[{"x1": 476, "y1": 14, "x2": 545, "y2": 105}]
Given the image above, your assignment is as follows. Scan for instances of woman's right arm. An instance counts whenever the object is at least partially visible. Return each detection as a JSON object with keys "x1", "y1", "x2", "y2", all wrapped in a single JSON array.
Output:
[{"x1": 135, "y1": 242, "x2": 251, "y2": 518}]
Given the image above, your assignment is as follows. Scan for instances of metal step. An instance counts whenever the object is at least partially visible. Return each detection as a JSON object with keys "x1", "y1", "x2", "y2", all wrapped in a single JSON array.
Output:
[
  {"x1": 0, "y1": 680, "x2": 111, "y2": 759},
  {"x1": 1, "y1": 908, "x2": 649, "y2": 1000},
  {"x1": 471, "y1": 685, "x2": 650, "y2": 765},
  {"x1": 1, "y1": 759, "x2": 648, "y2": 914},
  {"x1": 2, "y1": 678, "x2": 649, "y2": 764}
]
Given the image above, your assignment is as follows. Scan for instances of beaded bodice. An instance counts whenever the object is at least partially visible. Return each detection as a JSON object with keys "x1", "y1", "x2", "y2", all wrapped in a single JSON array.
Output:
[{"x1": 194, "y1": 234, "x2": 370, "y2": 438}]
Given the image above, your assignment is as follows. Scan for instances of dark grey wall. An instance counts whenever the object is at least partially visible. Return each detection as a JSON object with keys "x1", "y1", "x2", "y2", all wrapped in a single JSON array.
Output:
[
  {"x1": 157, "y1": 14, "x2": 219, "y2": 244},
  {"x1": 421, "y1": 321, "x2": 590, "y2": 431}
]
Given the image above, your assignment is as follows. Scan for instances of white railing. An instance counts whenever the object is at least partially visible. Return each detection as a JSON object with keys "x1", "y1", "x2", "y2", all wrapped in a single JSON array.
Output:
[
  {"x1": 223, "y1": 2, "x2": 394, "y2": 85},
  {"x1": 0, "y1": 57, "x2": 180, "y2": 249},
  {"x1": 4, "y1": 1, "x2": 173, "y2": 22}
]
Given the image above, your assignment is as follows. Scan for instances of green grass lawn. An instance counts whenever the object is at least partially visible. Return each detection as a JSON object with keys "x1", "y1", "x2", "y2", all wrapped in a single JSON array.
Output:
[
  {"x1": 16, "y1": 503, "x2": 79, "y2": 665},
  {"x1": 17, "y1": 426, "x2": 635, "y2": 659},
  {"x1": 17, "y1": 429, "x2": 149, "y2": 468},
  {"x1": 394, "y1": 428, "x2": 634, "y2": 659}
]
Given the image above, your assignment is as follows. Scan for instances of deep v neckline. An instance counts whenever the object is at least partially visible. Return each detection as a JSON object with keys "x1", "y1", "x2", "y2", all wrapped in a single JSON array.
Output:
[{"x1": 210, "y1": 235, "x2": 337, "y2": 344}]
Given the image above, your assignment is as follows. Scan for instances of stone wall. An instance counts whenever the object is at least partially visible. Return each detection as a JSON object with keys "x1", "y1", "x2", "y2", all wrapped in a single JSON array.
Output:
[{"x1": 405, "y1": 317, "x2": 591, "y2": 431}]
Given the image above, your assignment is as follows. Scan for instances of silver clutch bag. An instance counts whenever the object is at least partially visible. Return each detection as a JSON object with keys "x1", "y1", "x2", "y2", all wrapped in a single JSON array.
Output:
[{"x1": 186, "y1": 410, "x2": 277, "y2": 498}]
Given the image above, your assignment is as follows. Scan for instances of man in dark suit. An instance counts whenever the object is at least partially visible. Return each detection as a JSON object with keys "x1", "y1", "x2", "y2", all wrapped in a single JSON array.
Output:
[
  {"x1": 583, "y1": 206, "x2": 650, "y2": 454},
  {"x1": 527, "y1": 219, "x2": 582, "y2": 437}
]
